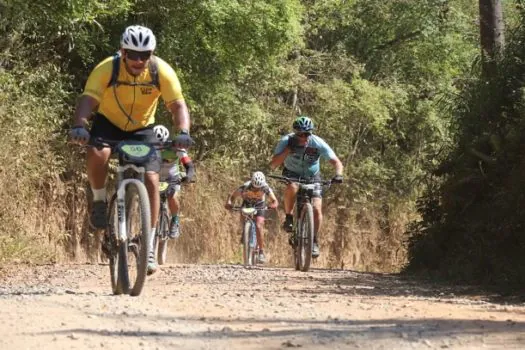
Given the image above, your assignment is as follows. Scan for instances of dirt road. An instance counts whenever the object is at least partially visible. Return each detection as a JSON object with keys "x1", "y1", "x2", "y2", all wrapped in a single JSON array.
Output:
[{"x1": 1, "y1": 263, "x2": 525, "y2": 349}]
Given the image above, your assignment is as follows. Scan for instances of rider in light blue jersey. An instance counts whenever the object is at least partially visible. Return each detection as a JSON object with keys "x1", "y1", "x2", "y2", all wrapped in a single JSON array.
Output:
[{"x1": 270, "y1": 116, "x2": 343, "y2": 258}]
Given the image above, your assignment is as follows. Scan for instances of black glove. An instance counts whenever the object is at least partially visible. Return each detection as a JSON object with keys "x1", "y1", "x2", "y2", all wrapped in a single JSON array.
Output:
[
  {"x1": 182, "y1": 161, "x2": 196, "y2": 183},
  {"x1": 331, "y1": 175, "x2": 343, "y2": 184},
  {"x1": 69, "y1": 126, "x2": 90, "y2": 145},
  {"x1": 172, "y1": 130, "x2": 194, "y2": 149}
]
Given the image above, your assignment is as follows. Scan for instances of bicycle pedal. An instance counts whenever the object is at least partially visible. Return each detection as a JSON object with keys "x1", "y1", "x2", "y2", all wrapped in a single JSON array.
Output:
[
  {"x1": 101, "y1": 235, "x2": 115, "y2": 256},
  {"x1": 101, "y1": 244, "x2": 112, "y2": 257}
]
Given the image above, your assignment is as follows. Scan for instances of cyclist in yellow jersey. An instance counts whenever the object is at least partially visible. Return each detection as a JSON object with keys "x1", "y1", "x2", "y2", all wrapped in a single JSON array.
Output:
[{"x1": 68, "y1": 25, "x2": 193, "y2": 274}]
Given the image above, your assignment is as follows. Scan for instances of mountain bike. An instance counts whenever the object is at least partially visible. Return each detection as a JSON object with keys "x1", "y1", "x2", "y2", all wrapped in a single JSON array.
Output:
[
  {"x1": 93, "y1": 137, "x2": 170, "y2": 296},
  {"x1": 153, "y1": 170, "x2": 190, "y2": 266},
  {"x1": 231, "y1": 207, "x2": 269, "y2": 267},
  {"x1": 153, "y1": 181, "x2": 171, "y2": 266},
  {"x1": 267, "y1": 174, "x2": 333, "y2": 272}
]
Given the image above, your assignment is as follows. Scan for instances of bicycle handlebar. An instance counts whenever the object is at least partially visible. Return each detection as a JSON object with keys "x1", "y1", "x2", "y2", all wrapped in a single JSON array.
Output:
[
  {"x1": 90, "y1": 137, "x2": 177, "y2": 151},
  {"x1": 230, "y1": 207, "x2": 274, "y2": 212},
  {"x1": 266, "y1": 174, "x2": 332, "y2": 186}
]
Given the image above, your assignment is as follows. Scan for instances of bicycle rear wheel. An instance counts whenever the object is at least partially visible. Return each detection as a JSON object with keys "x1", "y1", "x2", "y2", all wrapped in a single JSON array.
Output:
[
  {"x1": 120, "y1": 181, "x2": 151, "y2": 296},
  {"x1": 156, "y1": 208, "x2": 170, "y2": 265},
  {"x1": 296, "y1": 203, "x2": 314, "y2": 272}
]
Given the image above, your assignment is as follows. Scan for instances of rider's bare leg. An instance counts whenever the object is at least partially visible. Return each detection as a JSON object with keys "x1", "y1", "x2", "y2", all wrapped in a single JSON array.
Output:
[
  {"x1": 168, "y1": 191, "x2": 180, "y2": 216},
  {"x1": 255, "y1": 216, "x2": 265, "y2": 250},
  {"x1": 284, "y1": 183, "x2": 299, "y2": 214},
  {"x1": 312, "y1": 197, "x2": 323, "y2": 239},
  {"x1": 87, "y1": 147, "x2": 111, "y2": 193},
  {"x1": 145, "y1": 172, "x2": 160, "y2": 229}
]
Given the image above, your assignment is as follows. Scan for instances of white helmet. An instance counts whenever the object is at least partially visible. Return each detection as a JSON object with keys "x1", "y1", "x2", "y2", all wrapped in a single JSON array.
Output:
[
  {"x1": 153, "y1": 125, "x2": 170, "y2": 142},
  {"x1": 251, "y1": 171, "x2": 266, "y2": 188},
  {"x1": 121, "y1": 25, "x2": 156, "y2": 52}
]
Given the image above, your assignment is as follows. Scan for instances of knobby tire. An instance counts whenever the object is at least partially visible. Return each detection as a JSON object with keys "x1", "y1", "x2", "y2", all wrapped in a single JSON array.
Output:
[{"x1": 120, "y1": 182, "x2": 151, "y2": 296}]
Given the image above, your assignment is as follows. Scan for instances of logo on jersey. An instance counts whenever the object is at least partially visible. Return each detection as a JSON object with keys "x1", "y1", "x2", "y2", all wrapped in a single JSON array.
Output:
[
  {"x1": 303, "y1": 147, "x2": 320, "y2": 163},
  {"x1": 243, "y1": 189, "x2": 265, "y2": 201},
  {"x1": 141, "y1": 87, "x2": 153, "y2": 95}
]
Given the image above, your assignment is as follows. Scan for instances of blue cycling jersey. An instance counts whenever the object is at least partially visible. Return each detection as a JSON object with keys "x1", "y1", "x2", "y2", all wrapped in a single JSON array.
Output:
[{"x1": 273, "y1": 134, "x2": 337, "y2": 177}]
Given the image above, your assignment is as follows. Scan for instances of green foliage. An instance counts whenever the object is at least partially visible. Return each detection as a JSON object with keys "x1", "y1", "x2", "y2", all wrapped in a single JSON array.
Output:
[
  {"x1": 0, "y1": 65, "x2": 71, "y2": 262},
  {"x1": 406, "y1": 9, "x2": 525, "y2": 286},
  {"x1": 304, "y1": 0, "x2": 478, "y2": 82},
  {"x1": 0, "y1": 0, "x2": 481, "y2": 269}
]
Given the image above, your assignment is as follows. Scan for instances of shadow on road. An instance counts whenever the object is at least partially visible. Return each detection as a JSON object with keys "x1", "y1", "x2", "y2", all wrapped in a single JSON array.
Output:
[{"x1": 37, "y1": 316, "x2": 525, "y2": 343}]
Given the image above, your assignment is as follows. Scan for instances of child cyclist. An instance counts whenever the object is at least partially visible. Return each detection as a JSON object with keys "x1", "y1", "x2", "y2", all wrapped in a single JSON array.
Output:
[
  {"x1": 153, "y1": 125, "x2": 195, "y2": 239},
  {"x1": 224, "y1": 171, "x2": 278, "y2": 264},
  {"x1": 148, "y1": 125, "x2": 195, "y2": 273}
]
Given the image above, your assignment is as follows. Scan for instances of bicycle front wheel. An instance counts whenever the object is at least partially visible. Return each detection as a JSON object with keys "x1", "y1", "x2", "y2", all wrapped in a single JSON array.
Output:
[
  {"x1": 121, "y1": 181, "x2": 151, "y2": 296},
  {"x1": 242, "y1": 220, "x2": 252, "y2": 267},
  {"x1": 296, "y1": 203, "x2": 314, "y2": 272}
]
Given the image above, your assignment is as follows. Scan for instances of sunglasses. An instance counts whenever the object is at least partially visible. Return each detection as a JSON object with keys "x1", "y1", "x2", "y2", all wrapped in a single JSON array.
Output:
[
  {"x1": 295, "y1": 132, "x2": 311, "y2": 137},
  {"x1": 125, "y1": 50, "x2": 152, "y2": 61}
]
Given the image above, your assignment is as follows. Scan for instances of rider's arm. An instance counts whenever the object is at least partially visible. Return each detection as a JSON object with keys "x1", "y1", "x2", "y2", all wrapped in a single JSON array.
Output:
[
  {"x1": 330, "y1": 157, "x2": 344, "y2": 176},
  {"x1": 269, "y1": 136, "x2": 291, "y2": 170},
  {"x1": 73, "y1": 58, "x2": 112, "y2": 127},
  {"x1": 226, "y1": 189, "x2": 242, "y2": 207},
  {"x1": 168, "y1": 100, "x2": 190, "y2": 133},
  {"x1": 177, "y1": 150, "x2": 195, "y2": 181},
  {"x1": 157, "y1": 57, "x2": 191, "y2": 133},
  {"x1": 318, "y1": 138, "x2": 344, "y2": 176},
  {"x1": 270, "y1": 149, "x2": 290, "y2": 169},
  {"x1": 267, "y1": 191, "x2": 279, "y2": 208},
  {"x1": 73, "y1": 95, "x2": 99, "y2": 128},
  {"x1": 176, "y1": 150, "x2": 192, "y2": 166}
]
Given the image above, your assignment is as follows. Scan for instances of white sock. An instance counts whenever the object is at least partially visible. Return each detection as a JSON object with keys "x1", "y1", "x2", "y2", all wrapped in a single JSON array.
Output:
[
  {"x1": 92, "y1": 188, "x2": 107, "y2": 202},
  {"x1": 149, "y1": 228, "x2": 157, "y2": 255}
]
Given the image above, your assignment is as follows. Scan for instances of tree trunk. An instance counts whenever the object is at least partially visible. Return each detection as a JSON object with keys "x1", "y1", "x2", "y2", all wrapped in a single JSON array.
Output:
[{"x1": 479, "y1": 0, "x2": 505, "y2": 77}]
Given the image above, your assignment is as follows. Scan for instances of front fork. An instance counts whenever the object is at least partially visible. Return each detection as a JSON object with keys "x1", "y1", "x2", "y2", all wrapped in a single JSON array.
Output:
[
  {"x1": 293, "y1": 199, "x2": 302, "y2": 242},
  {"x1": 115, "y1": 166, "x2": 145, "y2": 244},
  {"x1": 116, "y1": 178, "x2": 146, "y2": 243},
  {"x1": 249, "y1": 218, "x2": 257, "y2": 248}
]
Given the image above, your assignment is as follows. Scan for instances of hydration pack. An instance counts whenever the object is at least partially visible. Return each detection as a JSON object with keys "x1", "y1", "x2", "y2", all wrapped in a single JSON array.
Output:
[{"x1": 107, "y1": 52, "x2": 160, "y2": 89}]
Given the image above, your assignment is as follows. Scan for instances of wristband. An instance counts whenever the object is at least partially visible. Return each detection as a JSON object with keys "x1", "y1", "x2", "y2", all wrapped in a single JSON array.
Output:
[{"x1": 180, "y1": 156, "x2": 192, "y2": 166}]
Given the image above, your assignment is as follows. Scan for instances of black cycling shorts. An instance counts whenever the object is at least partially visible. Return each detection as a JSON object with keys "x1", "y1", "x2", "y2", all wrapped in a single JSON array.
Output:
[
  {"x1": 282, "y1": 167, "x2": 323, "y2": 198},
  {"x1": 89, "y1": 113, "x2": 161, "y2": 173}
]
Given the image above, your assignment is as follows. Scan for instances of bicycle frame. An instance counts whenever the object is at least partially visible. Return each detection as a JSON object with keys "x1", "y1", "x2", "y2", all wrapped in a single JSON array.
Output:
[
  {"x1": 267, "y1": 174, "x2": 332, "y2": 271},
  {"x1": 93, "y1": 137, "x2": 173, "y2": 243},
  {"x1": 90, "y1": 137, "x2": 173, "y2": 295},
  {"x1": 232, "y1": 207, "x2": 262, "y2": 266},
  {"x1": 234, "y1": 207, "x2": 258, "y2": 244},
  {"x1": 267, "y1": 174, "x2": 331, "y2": 238},
  {"x1": 240, "y1": 208, "x2": 258, "y2": 249},
  {"x1": 294, "y1": 183, "x2": 318, "y2": 232},
  {"x1": 157, "y1": 181, "x2": 170, "y2": 238}
]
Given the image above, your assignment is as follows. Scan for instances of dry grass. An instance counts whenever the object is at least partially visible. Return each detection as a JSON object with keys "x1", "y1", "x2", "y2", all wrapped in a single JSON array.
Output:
[
  {"x1": 167, "y1": 162, "x2": 410, "y2": 273},
  {"x1": 0, "y1": 158, "x2": 410, "y2": 273}
]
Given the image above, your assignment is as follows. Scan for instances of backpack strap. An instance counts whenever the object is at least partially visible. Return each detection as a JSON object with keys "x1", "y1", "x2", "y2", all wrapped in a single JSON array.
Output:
[
  {"x1": 107, "y1": 52, "x2": 160, "y2": 89},
  {"x1": 148, "y1": 55, "x2": 160, "y2": 90},
  {"x1": 107, "y1": 52, "x2": 121, "y2": 88}
]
